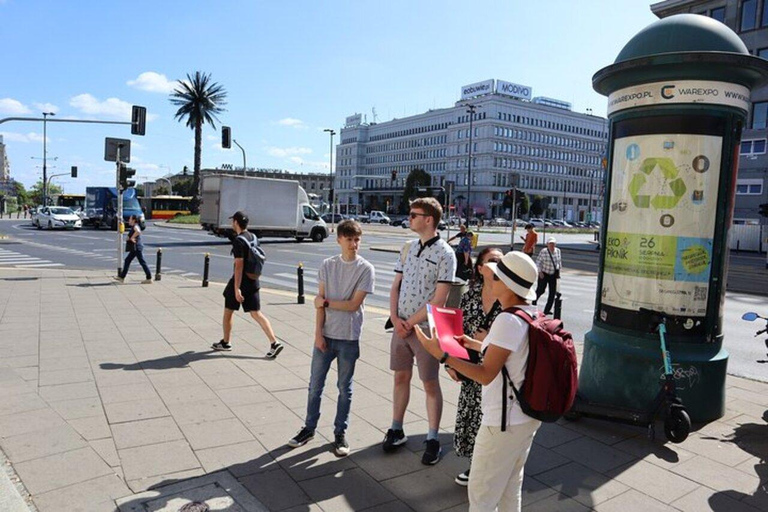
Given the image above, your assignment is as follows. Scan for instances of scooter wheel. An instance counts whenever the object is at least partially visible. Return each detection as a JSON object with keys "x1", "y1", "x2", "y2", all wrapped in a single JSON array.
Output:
[{"x1": 664, "y1": 408, "x2": 691, "y2": 444}]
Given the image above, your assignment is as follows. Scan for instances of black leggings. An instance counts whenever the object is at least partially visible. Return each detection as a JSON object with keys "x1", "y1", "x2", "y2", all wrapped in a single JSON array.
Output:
[{"x1": 120, "y1": 249, "x2": 152, "y2": 279}]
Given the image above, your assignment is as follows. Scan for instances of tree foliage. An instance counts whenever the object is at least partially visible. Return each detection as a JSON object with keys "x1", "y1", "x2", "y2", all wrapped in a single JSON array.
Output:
[
  {"x1": 29, "y1": 180, "x2": 63, "y2": 205},
  {"x1": 399, "y1": 168, "x2": 432, "y2": 213},
  {"x1": 530, "y1": 195, "x2": 546, "y2": 217}
]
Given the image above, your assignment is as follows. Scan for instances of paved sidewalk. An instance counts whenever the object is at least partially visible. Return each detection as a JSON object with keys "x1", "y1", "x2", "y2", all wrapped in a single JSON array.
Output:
[{"x1": 0, "y1": 269, "x2": 767, "y2": 511}]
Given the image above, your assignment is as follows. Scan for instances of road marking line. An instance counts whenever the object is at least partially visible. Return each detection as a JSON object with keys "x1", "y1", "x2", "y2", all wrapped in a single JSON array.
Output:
[{"x1": 15, "y1": 263, "x2": 65, "y2": 268}]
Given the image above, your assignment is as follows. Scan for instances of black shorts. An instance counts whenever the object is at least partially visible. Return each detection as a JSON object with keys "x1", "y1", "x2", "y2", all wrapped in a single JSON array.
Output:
[{"x1": 223, "y1": 277, "x2": 261, "y2": 312}]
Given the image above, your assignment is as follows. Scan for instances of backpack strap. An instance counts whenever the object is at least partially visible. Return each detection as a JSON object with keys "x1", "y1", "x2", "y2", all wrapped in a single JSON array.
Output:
[{"x1": 400, "y1": 241, "x2": 412, "y2": 268}]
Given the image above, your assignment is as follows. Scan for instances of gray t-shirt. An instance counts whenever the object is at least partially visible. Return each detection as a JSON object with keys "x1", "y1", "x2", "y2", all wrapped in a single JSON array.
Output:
[{"x1": 318, "y1": 255, "x2": 375, "y2": 341}]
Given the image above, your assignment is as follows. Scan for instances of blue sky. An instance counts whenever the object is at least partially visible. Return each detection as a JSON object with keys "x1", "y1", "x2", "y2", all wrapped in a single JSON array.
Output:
[{"x1": 0, "y1": 0, "x2": 658, "y2": 194}]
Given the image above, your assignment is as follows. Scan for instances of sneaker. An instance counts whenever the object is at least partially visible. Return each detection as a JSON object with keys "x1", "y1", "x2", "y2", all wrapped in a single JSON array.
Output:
[
  {"x1": 113, "y1": 276, "x2": 124, "y2": 283},
  {"x1": 142, "y1": 279, "x2": 153, "y2": 284},
  {"x1": 333, "y1": 433, "x2": 350, "y2": 457},
  {"x1": 287, "y1": 427, "x2": 315, "y2": 448},
  {"x1": 422, "y1": 439, "x2": 442, "y2": 465},
  {"x1": 266, "y1": 342, "x2": 284, "y2": 359},
  {"x1": 382, "y1": 429, "x2": 407, "y2": 453},
  {"x1": 211, "y1": 340, "x2": 232, "y2": 351},
  {"x1": 455, "y1": 468, "x2": 470, "y2": 486}
]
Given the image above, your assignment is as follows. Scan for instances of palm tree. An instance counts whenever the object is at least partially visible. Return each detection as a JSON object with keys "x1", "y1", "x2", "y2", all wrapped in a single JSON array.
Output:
[{"x1": 169, "y1": 71, "x2": 228, "y2": 213}]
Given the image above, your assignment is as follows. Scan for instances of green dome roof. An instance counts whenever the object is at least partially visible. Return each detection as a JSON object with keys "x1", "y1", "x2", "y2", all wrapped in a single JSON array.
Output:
[{"x1": 615, "y1": 14, "x2": 748, "y2": 63}]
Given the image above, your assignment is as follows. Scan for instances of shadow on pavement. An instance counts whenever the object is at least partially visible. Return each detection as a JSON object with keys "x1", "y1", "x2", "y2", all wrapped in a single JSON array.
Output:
[{"x1": 100, "y1": 350, "x2": 272, "y2": 372}]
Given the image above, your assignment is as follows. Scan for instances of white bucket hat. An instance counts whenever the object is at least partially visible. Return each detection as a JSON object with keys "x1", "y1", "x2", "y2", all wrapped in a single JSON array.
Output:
[{"x1": 484, "y1": 251, "x2": 538, "y2": 302}]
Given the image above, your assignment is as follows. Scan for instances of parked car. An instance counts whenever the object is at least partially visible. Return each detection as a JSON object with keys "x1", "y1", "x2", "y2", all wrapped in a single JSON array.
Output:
[
  {"x1": 368, "y1": 210, "x2": 391, "y2": 224},
  {"x1": 358, "y1": 214, "x2": 370, "y2": 223},
  {"x1": 490, "y1": 218, "x2": 509, "y2": 227},
  {"x1": 34, "y1": 206, "x2": 83, "y2": 230},
  {"x1": 321, "y1": 213, "x2": 346, "y2": 223},
  {"x1": 528, "y1": 218, "x2": 546, "y2": 227}
]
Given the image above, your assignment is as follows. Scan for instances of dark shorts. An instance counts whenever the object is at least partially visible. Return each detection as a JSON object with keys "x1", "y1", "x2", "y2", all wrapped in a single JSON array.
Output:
[{"x1": 223, "y1": 277, "x2": 261, "y2": 312}]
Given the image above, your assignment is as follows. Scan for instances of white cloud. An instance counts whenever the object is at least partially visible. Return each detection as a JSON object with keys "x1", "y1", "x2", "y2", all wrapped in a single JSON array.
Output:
[
  {"x1": 32, "y1": 102, "x2": 59, "y2": 113},
  {"x1": 127, "y1": 72, "x2": 177, "y2": 94},
  {"x1": 206, "y1": 135, "x2": 218, "y2": 141},
  {"x1": 265, "y1": 146, "x2": 312, "y2": 158},
  {"x1": 277, "y1": 118, "x2": 307, "y2": 129},
  {"x1": 0, "y1": 131, "x2": 46, "y2": 143},
  {"x1": 0, "y1": 98, "x2": 31, "y2": 115},
  {"x1": 69, "y1": 94, "x2": 132, "y2": 120}
]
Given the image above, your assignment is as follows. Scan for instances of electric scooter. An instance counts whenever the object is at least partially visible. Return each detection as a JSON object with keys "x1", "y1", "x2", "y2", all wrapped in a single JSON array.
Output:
[
  {"x1": 566, "y1": 307, "x2": 692, "y2": 443},
  {"x1": 742, "y1": 311, "x2": 768, "y2": 363}
]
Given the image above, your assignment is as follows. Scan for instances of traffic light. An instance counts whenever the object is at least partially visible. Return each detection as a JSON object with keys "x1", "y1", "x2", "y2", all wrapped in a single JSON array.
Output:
[
  {"x1": 131, "y1": 106, "x2": 147, "y2": 136},
  {"x1": 760, "y1": 203, "x2": 768, "y2": 217},
  {"x1": 118, "y1": 163, "x2": 136, "y2": 190},
  {"x1": 222, "y1": 126, "x2": 232, "y2": 149},
  {"x1": 71, "y1": 166, "x2": 78, "y2": 178},
  {"x1": 391, "y1": 170, "x2": 397, "y2": 181}
]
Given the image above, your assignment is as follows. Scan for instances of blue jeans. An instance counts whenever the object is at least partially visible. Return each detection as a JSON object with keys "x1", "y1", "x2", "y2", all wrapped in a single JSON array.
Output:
[
  {"x1": 120, "y1": 249, "x2": 152, "y2": 279},
  {"x1": 305, "y1": 337, "x2": 360, "y2": 435}
]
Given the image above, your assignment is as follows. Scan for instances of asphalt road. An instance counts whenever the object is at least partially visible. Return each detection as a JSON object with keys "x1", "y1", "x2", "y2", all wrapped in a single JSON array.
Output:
[{"x1": 1, "y1": 218, "x2": 766, "y2": 383}]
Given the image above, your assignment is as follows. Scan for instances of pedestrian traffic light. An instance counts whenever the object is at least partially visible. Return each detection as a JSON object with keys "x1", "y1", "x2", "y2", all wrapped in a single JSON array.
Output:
[
  {"x1": 118, "y1": 163, "x2": 136, "y2": 190},
  {"x1": 222, "y1": 126, "x2": 232, "y2": 149},
  {"x1": 391, "y1": 170, "x2": 397, "y2": 181},
  {"x1": 71, "y1": 166, "x2": 78, "y2": 178},
  {"x1": 760, "y1": 203, "x2": 768, "y2": 217},
  {"x1": 131, "y1": 106, "x2": 147, "y2": 136}
]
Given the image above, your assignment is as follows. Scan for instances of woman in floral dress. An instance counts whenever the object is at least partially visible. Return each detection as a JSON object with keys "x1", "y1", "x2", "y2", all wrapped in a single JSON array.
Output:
[{"x1": 448, "y1": 247, "x2": 503, "y2": 486}]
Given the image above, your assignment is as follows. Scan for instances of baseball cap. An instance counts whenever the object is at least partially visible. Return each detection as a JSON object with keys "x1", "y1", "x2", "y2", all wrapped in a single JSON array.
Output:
[
  {"x1": 229, "y1": 211, "x2": 249, "y2": 225},
  {"x1": 547, "y1": 237, "x2": 557, "y2": 244}
]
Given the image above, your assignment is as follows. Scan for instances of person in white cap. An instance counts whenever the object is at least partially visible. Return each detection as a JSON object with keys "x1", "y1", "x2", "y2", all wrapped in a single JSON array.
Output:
[
  {"x1": 414, "y1": 251, "x2": 541, "y2": 512},
  {"x1": 534, "y1": 237, "x2": 561, "y2": 316}
]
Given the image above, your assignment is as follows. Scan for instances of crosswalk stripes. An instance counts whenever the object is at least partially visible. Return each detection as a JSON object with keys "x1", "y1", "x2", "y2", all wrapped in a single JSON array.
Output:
[{"x1": 0, "y1": 248, "x2": 63, "y2": 268}]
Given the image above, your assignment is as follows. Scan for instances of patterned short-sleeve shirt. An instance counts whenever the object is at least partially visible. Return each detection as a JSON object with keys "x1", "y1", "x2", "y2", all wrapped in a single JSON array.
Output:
[{"x1": 394, "y1": 235, "x2": 456, "y2": 325}]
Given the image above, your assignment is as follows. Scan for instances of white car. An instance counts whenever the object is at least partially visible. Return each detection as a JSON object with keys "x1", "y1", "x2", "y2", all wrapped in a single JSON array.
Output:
[
  {"x1": 368, "y1": 210, "x2": 391, "y2": 224},
  {"x1": 35, "y1": 206, "x2": 83, "y2": 230}
]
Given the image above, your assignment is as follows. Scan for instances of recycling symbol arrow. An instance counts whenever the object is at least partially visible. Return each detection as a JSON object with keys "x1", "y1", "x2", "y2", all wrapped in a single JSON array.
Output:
[{"x1": 628, "y1": 157, "x2": 687, "y2": 209}]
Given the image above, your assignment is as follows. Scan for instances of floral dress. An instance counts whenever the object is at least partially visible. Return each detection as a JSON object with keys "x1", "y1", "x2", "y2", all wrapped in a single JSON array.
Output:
[{"x1": 453, "y1": 280, "x2": 502, "y2": 458}]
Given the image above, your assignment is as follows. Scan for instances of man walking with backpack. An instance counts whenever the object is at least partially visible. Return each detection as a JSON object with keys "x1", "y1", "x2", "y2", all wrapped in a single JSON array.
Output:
[{"x1": 212, "y1": 211, "x2": 283, "y2": 358}]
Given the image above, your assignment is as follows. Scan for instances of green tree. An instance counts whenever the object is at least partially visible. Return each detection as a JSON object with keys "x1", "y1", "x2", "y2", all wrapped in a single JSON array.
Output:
[
  {"x1": 399, "y1": 168, "x2": 432, "y2": 213},
  {"x1": 530, "y1": 195, "x2": 546, "y2": 217},
  {"x1": 174, "y1": 178, "x2": 196, "y2": 197},
  {"x1": 13, "y1": 181, "x2": 29, "y2": 206},
  {"x1": 169, "y1": 71, "x2": 228, "y2": 213},
  {"x1": 29, "y1": 181, "x2": 63, "y2": 205},
  {"x1": 518, "y1": 194, "x2": 530, "y2": 217}
]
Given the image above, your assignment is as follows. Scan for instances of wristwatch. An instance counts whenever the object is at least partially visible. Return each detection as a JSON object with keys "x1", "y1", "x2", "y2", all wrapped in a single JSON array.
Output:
[
  {"x1": 323, "y1": 299, "x2": 330, "y2": 308},
  {"x1": 439, "y1": 352, "x2": 449, "y2": 364}
]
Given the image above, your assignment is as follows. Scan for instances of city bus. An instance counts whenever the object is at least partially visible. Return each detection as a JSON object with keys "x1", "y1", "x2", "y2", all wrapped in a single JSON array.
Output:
[
  {"x1": 141, "y1": 195, "x2": 192, "y2": 219},
  {"x1": 55, "y1": 194, "x2": 86, "y2": 210}
]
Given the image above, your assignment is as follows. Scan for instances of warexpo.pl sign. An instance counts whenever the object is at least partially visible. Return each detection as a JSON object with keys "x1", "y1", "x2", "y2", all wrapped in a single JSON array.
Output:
[{"x1": 607, "y1": 80, "x2": 751, "y2": 115}]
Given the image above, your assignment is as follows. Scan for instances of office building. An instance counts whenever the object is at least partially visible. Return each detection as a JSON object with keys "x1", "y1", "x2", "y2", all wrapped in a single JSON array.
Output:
[
  {"x1": 336, "y1": 79, "x2": 609, "y2": 221},
  {"x1": 0, "y1": 135, "x2": 9, "y2": 182},
  {"x1": 652, "y1": 1, "x2": 768, "y2": 224}
]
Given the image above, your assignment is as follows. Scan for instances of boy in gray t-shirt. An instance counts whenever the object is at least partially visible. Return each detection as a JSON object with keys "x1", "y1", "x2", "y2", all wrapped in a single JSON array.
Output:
[{"x1": 288, "y1": 220, "x2": 375, "y2": 457}]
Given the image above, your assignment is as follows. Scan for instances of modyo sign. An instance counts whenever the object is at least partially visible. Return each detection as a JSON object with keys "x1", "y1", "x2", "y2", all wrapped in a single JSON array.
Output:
[
  {"x1": 496, "y1": 80, "x2": 533, "y2": 100},
  {"x1": 461, "y1": 79, "x2": 495, "y2": 100},
  {"x1": 607, "y1": 80, "x2": 750, "y2": 115}
]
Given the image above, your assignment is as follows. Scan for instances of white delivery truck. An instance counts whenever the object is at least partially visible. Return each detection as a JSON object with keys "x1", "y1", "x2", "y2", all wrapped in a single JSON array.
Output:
[{"x1": 200, "y1": 174, "x2": 328, "y2": 242}]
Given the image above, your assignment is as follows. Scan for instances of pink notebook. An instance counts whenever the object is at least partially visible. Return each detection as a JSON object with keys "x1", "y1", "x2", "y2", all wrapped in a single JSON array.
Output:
[{"x1": 426, "y1": 304, "x2": 469, "y2": 360}]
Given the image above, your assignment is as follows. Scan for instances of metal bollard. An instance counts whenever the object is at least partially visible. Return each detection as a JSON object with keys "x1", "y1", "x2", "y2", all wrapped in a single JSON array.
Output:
[
  {"x1": 202, "y1": 253, "x2": 210, "y2": 287},
  {"x1": 155, "y1": 248, "x2": 163, "y2": 281},
  {"x1": 297, "y1": 263, "x2": 305, "y2": 304},
  {"x1": 554, "y1": 292, "x2": 563, "y2": 320}
]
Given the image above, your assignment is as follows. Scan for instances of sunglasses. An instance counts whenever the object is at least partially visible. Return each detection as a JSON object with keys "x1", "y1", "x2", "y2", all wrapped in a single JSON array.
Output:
[{"x1": 409, "y1": 212, "x2": 430, "y2": 219}]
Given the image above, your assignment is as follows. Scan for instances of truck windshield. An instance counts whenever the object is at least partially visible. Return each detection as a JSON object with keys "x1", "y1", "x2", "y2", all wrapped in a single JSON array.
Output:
[{"x1": 123, "y1": 197, "x2": 141, "y2": 211}]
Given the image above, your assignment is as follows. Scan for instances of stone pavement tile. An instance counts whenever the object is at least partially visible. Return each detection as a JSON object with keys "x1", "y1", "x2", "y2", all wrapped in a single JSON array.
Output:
[
  {"x1": 520, "y1": 475, "x2": 560, "y2": 507},
  {"x1": 524, "y1": 442, "x2": 571, "y2": 476},
  {"x1": 239, "y1": 467, "x2": 312, "y2": 511},
  {"x1": 350, "y1": 501, "x2": 412, "y2": 512},
  {"x1": 0, "y1": 392, "x2": 48, "y2": 417},
  {"x1": 204, "y1": 370, "x2": 259, "y2": 390},
  {"x1": 39, "y1": 346, "x2": 87, "y2": 361},
  {"x1": 126, "y1": 467, "x2": 207, "y2": 493},
  {"x1": 727, "y1": 399, "x2": 768, "y2": 420},
  {"x1": 593, "y1": 489, "x2": 676, "y2": 511},
  {"x1": 68, "y1": 414, "x2": 112, "y2": 440},
  {"x1": 112, "y1": 416, "x2": 184, "y2": 450},
  {"x1": 147, "y1": 368, "x2": 206, "y2": 389},
  {"x1": 533, "y1": 422, "x2": 585, "y2": 449},
  {"x1": 553, "y1": 436, "x2": 637, "y2": 473},
  {"x1": 350, "y1": 444, "x2": 425, "y2": 481},
  {"x1": 742, "y1": 487, "x2": 768, "y2": 511},
  {"x1": 272, "y1": 388, "x2": 312, "y2": 410},
  {"x1": 605, "y1": 460, "x2": 700, "y2": 504},
  {"x1": 671, "y1": 485, "x2": 763, "y2": 512},
  {"x1": 13, "y1": 446, "x2": 114, "y2": 495},
  {"x1": 300, "y1": 467, "x2": 398, "y2": 512},
  {"x1": 99, "y1": 381, "x2": 161, "y2": 405},
  {"x1": 235, "y1": 400, "x2": 302, "y2": 432},
  {"x1": 39, "y1": 381, "x2": 99, "y2": 402},
  {"x1": 612, "y1": 434, "x2": 697, "y2": 470},
  {"x1": 166, "y1": 398, "x2": 235, "y2": 425},
  {"x1": 0, "y1": 424, "x2": 87, "y2": 463},
  {"x1": 669, "y1": 455, "x2": 760, "y2": 496},
  {"x1": 38, "y1": 356, "x2": 90, "y2": 371},
  {"x1": 535, "y1": 462, "x2": 630, "y2": 508},
  {"x1": 728, "y1": 386, "x2": 768, "y2": 407},
  {"x1": 680, "y1": 432, "x2": 754, "y2": 467},
  {"x1": 90, "y1": 437, "x2": 121, "y2": 467},
  {"x1": 521, "y1": 492, "x2": 591, "y2": 511},
  {"x1": 13, "y1": 367, "x2": 38, "y2": 382},
  {"x1": 381, "y1": 467, "x2": 468, "y2": 512},
  {"x1": 354, "y1": 404, "x2": 410, "y2": 431},
  {"x1": 32, "y1": 474, "x2": 131, "y2": 512},
  {"x1": 119, "y1": 439, "x2": 201, "y2": 482},
  {"x1": 0, "y1": 355, "x2": 39, "y2": 369},
  {"x1": 0, "y1": 408, "x2": 66, "y2": 438},
  {"x1": 49, "y1": 396, "x2": 103, "y2": 420},
  {"x1": 156, "y1": 383, "x2": 220, "y2": 405},
  {"x1": 195, "y1": 440, "x2": 277, "y2": 476},
  {"x1": 560, "y1": 417, "x2": 644, "y2": 446},
  {"x1": 258, "y1": 371, "x2": 309, "y2": 393},
  {"x1": 93, "y1": 368, "x2": 151, "y2": 388},
  {"x1": 730, "y1": 376, "x2": 768, "y2": 394},
  {"x1": 0, "y1": 379, "x2": 35, "y2": 399},
  {"x1": 275, "y1": 441, "x2": 357, "y2": 482},
  {"x1": 179, "y1": 417, "x2": 255, "y2": 450},
  {"x1": 105, "y1": 397, "x2": 170, "y2": 424}
]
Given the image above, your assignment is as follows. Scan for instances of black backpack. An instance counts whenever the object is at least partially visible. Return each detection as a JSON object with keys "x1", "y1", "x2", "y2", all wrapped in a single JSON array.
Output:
[{"x1": 237, "y1": 234, "x2": 266, "y2": 277}]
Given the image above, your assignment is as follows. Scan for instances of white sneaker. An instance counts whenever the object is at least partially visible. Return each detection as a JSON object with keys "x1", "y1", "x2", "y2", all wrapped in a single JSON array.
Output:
[
  {"x1": 266, "y1": 342, "x2": 284, "y2": 359},
  {"x1": 113, "y1": 276, "x2": 124, "y2": 283},
  {"x1": 142, "y1": 279, "x2": 153, "y2": 284}
]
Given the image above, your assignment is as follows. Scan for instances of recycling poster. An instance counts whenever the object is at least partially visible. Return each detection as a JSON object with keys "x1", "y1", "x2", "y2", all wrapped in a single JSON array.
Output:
[{"x1": 602, "y1": 134, "x2": 722, "y2": 319}]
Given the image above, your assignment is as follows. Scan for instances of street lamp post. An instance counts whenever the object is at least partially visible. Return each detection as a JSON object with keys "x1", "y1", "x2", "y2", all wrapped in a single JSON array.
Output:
[
  {"x1": 233, "y1": 139, "x2": 247, "y2": 175},
  {"x1": 323, "y1": 128, "x2": 336, "y2": 232},
  {"x1": 587, "y1": 169, "x2": 595, "y2": 223},
  {"x1": 465, "y1": 104, "x2": 478, "y2": 225},
  {"x1": 41, "y1": 112, "x2": 55, "y2": 205}
]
